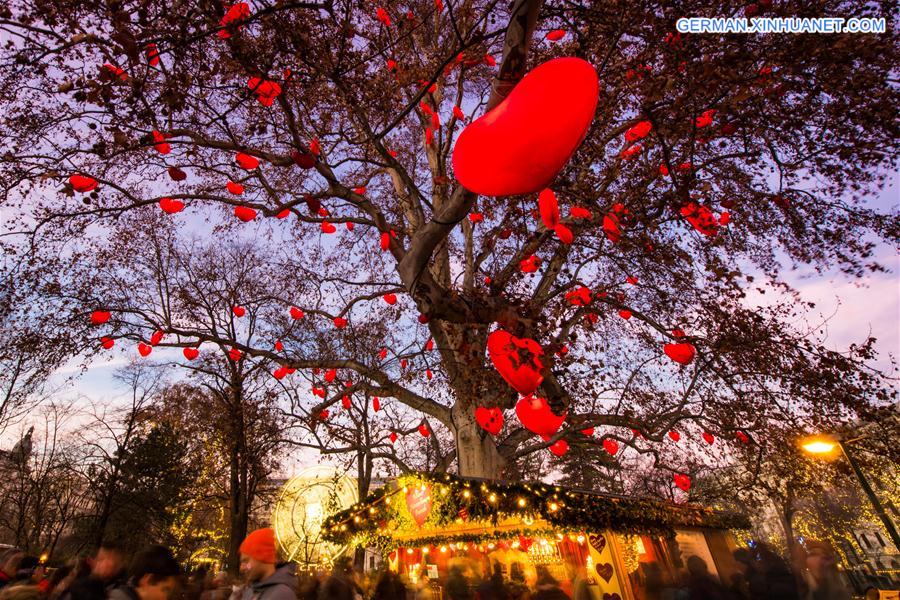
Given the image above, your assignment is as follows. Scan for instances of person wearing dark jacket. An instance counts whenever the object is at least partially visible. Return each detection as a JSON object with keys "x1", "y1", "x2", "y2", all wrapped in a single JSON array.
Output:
[
  {"x1": 530, "y1": 568, "x2": 568, "y2": 600},
  {"x1": 107, "y1": 546, "x2": 181, "y2": 600},
  {"x1": 60, "y1": 544, "x2": 126, "y2": 600},
  {"x1": 317, "y1": 558, "x2": 360, "y2": 600},
  {"x1": 236, "y1": 529, "x2": 297, "y2": 600}
]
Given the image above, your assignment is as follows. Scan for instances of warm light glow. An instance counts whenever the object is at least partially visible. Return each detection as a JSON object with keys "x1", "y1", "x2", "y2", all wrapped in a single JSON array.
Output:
[
  {"x1": 801, "y1": 435, "x2": 839, "y2": 455},
  {"x1": 488, "y1": 493, "x2": 497, "y2": 503},
  {"x1": 517, "y1": 498, "x2": 526, "y2": 507},
  {"x1": 549, "y1": 502, "x2": 559, "y2": 512},
  {"x1": 440, "y1": 546, "x2": 447, "y2": 553},
  {"x1": 463, "y1": 490, "x2": 471, "y2": 498}
]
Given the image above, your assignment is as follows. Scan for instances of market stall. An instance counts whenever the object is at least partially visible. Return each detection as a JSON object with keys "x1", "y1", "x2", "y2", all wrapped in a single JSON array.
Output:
[{"x1": 322, "y1": 473, "x2": 750, "y2": 599}]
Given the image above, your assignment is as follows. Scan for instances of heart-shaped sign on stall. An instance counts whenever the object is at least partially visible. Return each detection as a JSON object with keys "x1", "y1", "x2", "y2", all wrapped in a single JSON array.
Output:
[
  {"x1": 452, "y1": 57, "x2": 599, "y2": 196},
  {"x1": 405, "y1": 485, "x2": 432, "y2": 527},
  {"x1": 596, "y1": 563, "x2": 614, "y2": 583},
  {"x1": 588, "y1": 533, "x2": 606, "y2": 554}
]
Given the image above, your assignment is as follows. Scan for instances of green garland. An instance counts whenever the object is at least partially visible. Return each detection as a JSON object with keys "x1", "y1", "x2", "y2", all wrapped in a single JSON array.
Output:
[{"x1": 323, "y1": 472, "x2": 749, "y2": 547}]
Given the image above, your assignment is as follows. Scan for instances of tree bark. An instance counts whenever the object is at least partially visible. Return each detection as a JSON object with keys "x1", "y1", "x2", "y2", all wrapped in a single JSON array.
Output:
[{"x1": 453, "y1": 403, "x2": 505, "y2": 478}]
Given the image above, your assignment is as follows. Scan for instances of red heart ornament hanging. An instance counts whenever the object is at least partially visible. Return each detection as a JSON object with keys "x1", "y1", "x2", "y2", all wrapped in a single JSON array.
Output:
[
  {"x1": 70, "y1": 174, "x2": 98, "y2": 193},
  {"x1": 549, "y1": 439, "x2": 569, "y2": 456},
  {"x1": 159, "y1": 198, "x2": 184, "y2": 214},
  {"x1": 702, "y1": 431, "x2": 715, "y2": 445},
  {"x1": 673, "y1": 473, "x2": 691, "y2": 491},
  {"x1": 100, "y1": 337, "x2": 114, "y2": 349},
  {"x1": 90, "y1": 310, "x2": 111, "y2": 325},
  {"x1": 452, "y1": 58, "x2": 599, "y2": 196},
  {"x1": 406, "y1": 485, "x2": 432, "y2": 527},
  {"x1": 669, "y1": 430, "x2": 681, "y2": 442},
  {"x1": 389, "y1": 431, "x2": 398, "y2": 443},
  {"x1": 487, "y1": 330, "x2": 545, "y2": 396},
  {"x1": 290, "y1": 306, "x2": 304, "y2": 319},
  {"x1": 475, "y1": 407, "x2": 504, "y2": 435},
  {"x1": 515, "y1": 395, "x2": 566, "y2": 438},
  {"x1": 373, "y1": 397, "x2": 381, "y2": 412},
  {"x1": 588, "y1": 533, "x2": 606, "y2": 554},
  {"x1": 183, "y1": 348, "x2": 199, "y2": 360},
  {"x1": 603, "y1": 438, "x2": 619, "y2": 455},
  {"x1": 664, "y1": 342, "x2": 696, "y2": 365},
  {"x1": 137, "y1": 343, "x2": 152, "y2": 357},
  {"x1": 232, "y1": 305, "x2": 246, "y2": 317},
  {"x1": 234, "y1": 206, "x2": 257, "y2": 222}
]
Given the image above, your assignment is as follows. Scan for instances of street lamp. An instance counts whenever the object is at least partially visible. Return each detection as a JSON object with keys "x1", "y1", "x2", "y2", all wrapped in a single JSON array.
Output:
[{"x1": 800, "y1": 434, "x2": 900, "y2": 551}]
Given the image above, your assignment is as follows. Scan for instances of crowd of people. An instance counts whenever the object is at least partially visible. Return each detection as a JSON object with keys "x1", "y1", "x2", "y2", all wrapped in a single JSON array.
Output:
[{"x1": 0, "y1": 532, "x2": 857, "y2": 600}]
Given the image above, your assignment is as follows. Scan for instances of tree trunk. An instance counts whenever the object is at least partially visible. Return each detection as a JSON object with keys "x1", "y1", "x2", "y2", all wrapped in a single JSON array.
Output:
[{"x1": 453, "y1": 403, "x2": 505, "y2": 479}]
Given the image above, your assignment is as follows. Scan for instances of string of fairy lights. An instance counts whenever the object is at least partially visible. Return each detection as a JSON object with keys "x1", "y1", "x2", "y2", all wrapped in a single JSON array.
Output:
[{"x1": 322, "y1": 472, "x2": 749, "y2": 551}]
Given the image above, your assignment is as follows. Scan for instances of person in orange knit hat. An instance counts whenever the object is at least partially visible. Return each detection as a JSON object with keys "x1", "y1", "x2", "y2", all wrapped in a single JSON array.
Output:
[{"x1": 236, "y1": 529, "x2": 297, "y2": 600}]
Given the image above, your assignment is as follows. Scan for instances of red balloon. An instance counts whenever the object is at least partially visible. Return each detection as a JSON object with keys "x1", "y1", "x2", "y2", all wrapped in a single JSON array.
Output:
[
  {"x1": 226, "y1": 181, "x2": 244, "y2": 195},
  {"x1": 664, "y1": 342, "x2": 696, "y2": 365},
  {"x1": 101, "y1": 337, "x2": 114, "y2": 349},
  {"x1": 232, "y1": 305, "x2": 246, "y2": 317},
  {"x1": 383, "y1": 293, "x2": 397, "y2": 305},
  {"x1": 234, "y1": 206, "x2": 257, "y2": 222},
  {"x1": 290, "y1": 306, "x2": 304, "y2": 319},
  {"x1": 70, "y1": 174, "x2": 98, "y2": 193},
  {"x1": 159, "y1": 198, "x2": 184, "y2": 214},
  {"x1": 452, "y1": 58, "x2": 599, "y2": 196},
  {"x1": 603, "y1": 438, "x2": 619, "y2": 455},
  {"x1": 137, "y1": 342, "x2": 152, "y2": 357},
  {"x1": 538, "y1": 188, "x2": 560, "y2": 229},
  {"x1": 549, "y1": 439, "x2": 569, "y2": 456},
  {"x1": 475, "y1": 407, "x2": 504, "y2": 435},
  {"x1": 515, "y1": 395, "x2": 566, "y2": 438},
  {"x1": 90, "y1": 310, "x2": 111, "y2": 325},
  {"x1": 487, "y1": 330, "x2": 544, "y2": 395},
  {"x1": 235, "y1": 152, "x2": 259, "y2": 170},
  {"x1": 183, "y1": 348, "x2": 199, "y2": 360},
  {"x1": 673, "y1": 473, "x2": 691, "y2": 491}
]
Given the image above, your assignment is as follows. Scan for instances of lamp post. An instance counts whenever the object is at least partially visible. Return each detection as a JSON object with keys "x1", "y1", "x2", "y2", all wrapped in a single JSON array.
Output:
[{"x1": 800, "y1": 435, "x2": 900, "y2": 551}]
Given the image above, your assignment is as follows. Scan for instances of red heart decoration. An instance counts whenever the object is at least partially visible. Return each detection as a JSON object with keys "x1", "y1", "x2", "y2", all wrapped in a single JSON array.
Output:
[
  {"x1": 324, "y1": 369, "x2": 337, "y2": 382},
  {"x1": 515, "y1": 395, "x2": 566, "y2": 438},
  {"x1": 565, "y1": 286, "x2": 591, "y2": 306},
  {"x1": 232, "y1": 305, "x2": 246, "y2": 317},
  {"x1": 538, "y1": 188, "x2": 560, "y2": 229},
  {"x1": 603, "y1": 438, "x2": 619, "y2": 456},
  {"x1": 226, "y1": 181, "x2": 244, "y2": 195},
  {"x1": 487, "y1": 330, "x2": 545, "y2": 395},
  {"x1": 549, "y1": 439, "x2": 569, "y2": 456},
  {"x1": 146, "y1": 44, "x2": 159, "y2": 66},
  {"x1": 90, "y1": 310, "x2": 111, "y2": 325},
  {"x1": 702, "y1": 431, "x2": 715, "y2": 445},
  {"x1": 373, "y1": 397, "x2": 381, "y2": 412},
  {"x1": 546, "y1": 29, "x2": 566, "y2": 41},
  {"x1": 596, "y1": 563, "x2": 614, "y2": 583},
  {"x1": 625, "y1": 120, "x2": 652, "y2": 143},
  {"x1": 452, "y1": 58, "x2": 599, "y2": 196},
  {"x1": 291, "y1": 151, "x2": 316, "y2": 169},
  {"x1": 518, "y1": 536, "x2": 533, "y2": 551},
  {"x1": 150, "y1": 330, "x2": 164, "y2": 346},
  {"x1": 151, "y1": 130, "x2": 171, "y2": 154},
  {"x1": 290, "y1": 306, "x2": 304, "y2": 319},
  {"x1": 418, "y1": 424, "x2": 430, "y2": 437},
  {"x1": 273, "y1": 367, "x2": 287, "y2": 380},
  {"x1": 159, "y1": 198, "x2": 184, "y2": 214},
  {"x1": 333, "y1": 317, "x2": 347, "y2": 329},
  {"x1": 736, "y1": 431, "x2": 750, "y2": 444},
  {"x1": 321, "y1": 221, "x2": 336, "y2": 234},
  {"x1": 183, "y1": 348, "x2": 199, "y2": 360},
  {"x1": 228, "y1": 348, "x2": 242, "y2": 361},
  {"x1": 664, "y1": 342, "x2": 696, "y2": 365},
  {"x1": 581, "y1": 427, "x2": 594, "y2": 436},
  {"x1": 406, "y1": 486, "x2": 432, "y2": 527},
  {"x1": 167, "y1": 166, "x2": 187, "y2": 181},
  {"x1": 673, "y1": 473, "x2": 692, "y2": 491},
  {"x1": 618, "y1": 309, "x2": 632, "y2": 320},
  {"x1": 319, "y1": 409, "x2": 329, "y2": 420},
  {"x1": 100, "y1": 337, "x2": 114, "y2": 349},
  {"x1": 234, "y1": 206, "x2": 257, "y2": 222},
  {"x1": 235, "y1": 152, "x2": 259, "y2": 170},
  {"x1": 383, "y1": 293, "x2": 397, "y2": 305},
  {"x1": 342, "y1": 396, "x2": 351, "y2": 409},
  {"x1": 275, "y1": 340, "x2": 284, "y2": 351},
  {"x1": 389, "y1": 431, "x2": 398, "y2": 443},
  {"x1": 554, "y1": 224, "x2": 573, "y2": 244},
  {"x1": 137, "y1": 343, "x2": 152, "y2": 357},
  {"x1": 475, "y1": 407, "x2": 504, "y2": 435},
  {"x1": 603, "y1": 595, "x2": 621, "y2": 600},
  {"x1": 70, "y1": 174, "x2": 98, "y2": 193},
  {"x1": 669, "y1": 430, "x2": 681, "y2": 442}
]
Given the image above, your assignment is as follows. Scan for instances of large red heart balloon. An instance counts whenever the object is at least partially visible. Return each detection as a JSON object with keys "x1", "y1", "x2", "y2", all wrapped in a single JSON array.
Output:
[
  {"x1": 515, "y1": 395, "x2": 566, "y2": 438},
  {"x1": 475, "y1": 407, "x2": 504, "y2": 435},
  {"x1": 487, "y1": 330, "x2": 545, "y2": 395},
  {"x1": 452, "y1": 57, "x2": 599, "y2": 196}
]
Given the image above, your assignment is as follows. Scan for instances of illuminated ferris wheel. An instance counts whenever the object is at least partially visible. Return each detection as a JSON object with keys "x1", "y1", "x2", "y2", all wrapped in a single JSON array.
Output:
[{"x1": 272, "y1": 466, "x2": 359, "y2": 568}]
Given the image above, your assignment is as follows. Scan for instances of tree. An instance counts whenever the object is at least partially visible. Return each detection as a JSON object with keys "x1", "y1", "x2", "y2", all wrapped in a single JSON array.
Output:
[
  {"x1": 0, "y1": 0, "x2": 896, "y2": 491},
  {"x1": 0, "y1": 403, "x2": 90, "y2": 557}
]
